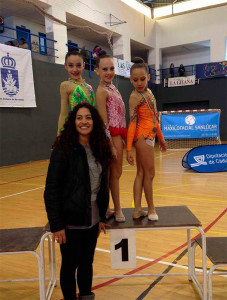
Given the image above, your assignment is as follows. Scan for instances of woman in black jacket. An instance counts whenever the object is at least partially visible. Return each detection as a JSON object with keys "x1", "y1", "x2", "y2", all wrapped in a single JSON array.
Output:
[{"x1": 44, "y1": 103, "x2": 112, "y2": 300}]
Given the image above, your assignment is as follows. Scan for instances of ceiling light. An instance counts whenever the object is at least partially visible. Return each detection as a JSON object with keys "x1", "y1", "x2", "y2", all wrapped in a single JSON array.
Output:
[
  {"x1": 174, "y1": 0, "x2": 227, "y2": 14},
  {"x1": 121, "y1": 0, "x2": 151, "y2": 18},
  {"x1": 154, "y1": 0, "x2": 227, "y2": 18},
  {"x1": 154, "y1": 5, "x2": 172, "y2": 18}
]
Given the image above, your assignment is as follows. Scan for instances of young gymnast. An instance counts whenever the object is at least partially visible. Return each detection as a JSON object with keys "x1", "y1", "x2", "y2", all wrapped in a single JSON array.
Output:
[
  {"x1": 57, "y1": 50, "x2": 95, "y2": 135},
  {"x1": 127, "y1": 57, "x2": 167, "y2": 221},
  {"x1": 95, "y1": 51, "x2": 127, "y2": 222}
]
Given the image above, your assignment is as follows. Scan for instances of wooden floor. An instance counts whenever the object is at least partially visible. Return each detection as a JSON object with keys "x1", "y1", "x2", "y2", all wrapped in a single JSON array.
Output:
[{"x1": 0, "y1": 147, "x2": 226, "y2": 300}]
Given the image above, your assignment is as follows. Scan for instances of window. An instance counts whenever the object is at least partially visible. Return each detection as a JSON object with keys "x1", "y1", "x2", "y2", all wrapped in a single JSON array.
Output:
[
  {"x1": 39, "y1": 32, "x2": 47, "y2": 55},
  {"x1": 16, "y1": 26, "x2": 31, "y2": 49}
]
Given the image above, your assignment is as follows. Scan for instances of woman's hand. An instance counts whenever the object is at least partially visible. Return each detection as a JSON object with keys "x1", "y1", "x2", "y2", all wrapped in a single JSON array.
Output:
[
  {"x1": 98, "y1": 222, "x2": 111, "y2": 236},
  {"x1": 127, "y1": 151, "x2": 134, "y2": 166},
  {"x1": 52, "y1": 229, "x2": 66, "y2": 244},
  {"x1": 159, "y1": 139, "x2": 167, "y2": 152}
]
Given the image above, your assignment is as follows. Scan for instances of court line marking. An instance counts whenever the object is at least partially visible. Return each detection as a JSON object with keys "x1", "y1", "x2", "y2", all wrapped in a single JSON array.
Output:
[
  {"x1": 0, "y1": 182, "x2": 44, "y2": 187},
  {"x1": 0, "y1": 186, "x2": 44, "y2": 199},
  {"x1": 96, "y1": 248, "x2": 204, "y2": 273},
  {"x1": 155, "y1": 152, "x2": 178, "y2": 158},
  {"x1": 98, "y1": 248, "x2": 225, "y2": 276},
  {"x1": 92, "y1": 208, "x2": 227, "y2": 291},
  {"x1": 0, "y1": 174, "x2": 45, "y2": 186},
  {"x1": 192, "y1": 229, "x2": 227, "y2": 236},
  {"x1": 153, "y1": 193, "x2": 227, "y2": 203},
  {"x1": 123, "y1": 169, "x2": 227, "y2": 177},
  {"x1": 154, "y1": 183, "x2": 211, "y2": 192},
  {"x1": 122, "y1": 152, "x2": 177, "y2": 168},
  {"x1": 158, "y1": 170, "x2": 227, "y2": 177},
  {"x1": 120, "y1": 190, "x2": 227, "y2": 204},
  {"x1": 136, "y1": 247, "x2": 189, "y2": 299},
  {"x1": 1, "y1": 184, "x2": 226, "y2": 204}
]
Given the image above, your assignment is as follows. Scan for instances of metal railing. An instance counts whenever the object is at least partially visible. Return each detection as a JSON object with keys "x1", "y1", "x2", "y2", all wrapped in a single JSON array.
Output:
[
  {"x1": 149, "y1": 67, "x2": 156, "y2": 84},
  {"x1": 1, "y1": 26, "x2": 226, "y2": 82},
  {"x1": 156, "y1": 64, "x2": 195, "y2": 82},
  {"x1": 0, "y1": 25, "x2": 58, "y2": 59}
]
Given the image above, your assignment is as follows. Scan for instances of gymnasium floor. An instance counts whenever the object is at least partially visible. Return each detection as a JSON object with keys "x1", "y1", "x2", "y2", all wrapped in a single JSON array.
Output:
[{"x1": 0, "y1": 147, "x2": 226, "y2": 299}]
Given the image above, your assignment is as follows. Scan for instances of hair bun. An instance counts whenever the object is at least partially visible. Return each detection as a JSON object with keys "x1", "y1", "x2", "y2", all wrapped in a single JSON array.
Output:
[
  {"x1": 69, "y1": 48, "x2": 80, "y2": 54},
  {"x1": 99, "y1": 50, "x2": 107, "y2": 57},
  {"x1": 133, "y1": 57, "x2": 145, "y2": 64}
]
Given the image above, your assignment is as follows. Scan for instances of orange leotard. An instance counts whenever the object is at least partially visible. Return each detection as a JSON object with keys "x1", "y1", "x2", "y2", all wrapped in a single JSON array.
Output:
[{"x1": 127, "y1": 89, "x2": 164, "y2": 151}]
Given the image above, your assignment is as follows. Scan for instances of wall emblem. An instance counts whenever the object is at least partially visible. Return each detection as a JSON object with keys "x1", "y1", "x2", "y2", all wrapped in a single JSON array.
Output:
[{"x1": 1, "y1": 52, "x2": 19, "y2": 96}]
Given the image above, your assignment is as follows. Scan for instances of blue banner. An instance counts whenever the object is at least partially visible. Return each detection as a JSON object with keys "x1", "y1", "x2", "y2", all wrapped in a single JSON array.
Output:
[
  {"x1": 182, "y1": 145, "x2": 227, "y2": 173},
  {"x1": 196, "y1": 61, "x2": 227, "y2": 79},
  {"x1": 161, "y1": 112, "x2": 220, "y2": 139}
]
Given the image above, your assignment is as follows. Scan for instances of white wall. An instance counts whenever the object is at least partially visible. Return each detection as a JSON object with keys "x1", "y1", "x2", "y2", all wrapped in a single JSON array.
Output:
[
  {"x1": 156, "y1": 5, "x2": 227, "y2": 62},
  {"x1": 67, "y1": 32, "x2": 111, "y2": 54},
  {"x1": 40, "y1": 0, "x2": 156, "y2": 49},
  {"x1": 162, "y1": 48, "x2": 210, "y2": 69},
  {"x1": 36, "y1": 0, "x2": 156, "y2": 63}
]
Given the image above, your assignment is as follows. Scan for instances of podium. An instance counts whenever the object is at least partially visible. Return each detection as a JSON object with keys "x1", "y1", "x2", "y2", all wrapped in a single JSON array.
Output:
[
  {"x1": 0, "y1": 227, "x2": 56, "y2": 300},
  {"x1": 106, "y1": 206, "x2": 207, "y2": 300}
]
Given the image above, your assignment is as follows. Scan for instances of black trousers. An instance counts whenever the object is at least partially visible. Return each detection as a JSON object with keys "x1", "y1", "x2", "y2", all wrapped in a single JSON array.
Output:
[{"x1": 60, "y1": 223, "x2": 99, "y2": 300}]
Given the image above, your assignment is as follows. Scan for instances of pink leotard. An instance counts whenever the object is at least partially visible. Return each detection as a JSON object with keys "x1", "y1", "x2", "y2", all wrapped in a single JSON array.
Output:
[{"x1": 104, "y1": 82, "x2": 127, "y2": 140}]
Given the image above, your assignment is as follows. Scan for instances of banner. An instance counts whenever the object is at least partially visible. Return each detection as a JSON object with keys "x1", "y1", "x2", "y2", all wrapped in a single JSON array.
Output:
[
  {"x1": 182, "y1": 145, "x2": 227, "y2": 173},
  {"x1": 0, "y1": 44, "x2": 36, "y2": 107},
  {"x1": 164, "y1": 75, "x2": 199, "y2": 88},
  {"x1": 161, "y1": 112, "x2": 220, "y2": 139},
  {"x1": 113, "y1": 57, "x2": 133, "y2": 78},
  {"x1": 196, "y1": 61, "x2": 227, "y2": 79}
]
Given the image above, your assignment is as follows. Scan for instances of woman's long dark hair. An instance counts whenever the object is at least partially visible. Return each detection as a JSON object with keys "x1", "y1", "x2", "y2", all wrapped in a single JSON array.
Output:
[{"x1": 53, "y1": 103, "x2": 112, "y2": 168}]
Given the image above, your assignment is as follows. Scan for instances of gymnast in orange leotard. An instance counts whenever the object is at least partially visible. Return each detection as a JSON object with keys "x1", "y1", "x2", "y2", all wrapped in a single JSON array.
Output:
[{"x1": 127, "y1": 57, "x2": 167, "y2": 221}]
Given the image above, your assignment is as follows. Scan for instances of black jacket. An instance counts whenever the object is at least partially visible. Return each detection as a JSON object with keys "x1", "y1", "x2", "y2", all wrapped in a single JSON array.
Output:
[{"x1": 44, "y1": 143, "x2": 109, "y2": 233}]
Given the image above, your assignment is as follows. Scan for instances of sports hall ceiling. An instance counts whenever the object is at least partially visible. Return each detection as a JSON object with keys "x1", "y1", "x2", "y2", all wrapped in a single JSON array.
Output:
[{"x1": 0, "y1": 0, "x2": 213, "y2": 60}]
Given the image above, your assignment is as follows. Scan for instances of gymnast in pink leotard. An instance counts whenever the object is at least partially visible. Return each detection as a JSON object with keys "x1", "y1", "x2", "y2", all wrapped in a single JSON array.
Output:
[{"x1": 95, "y1": 51, "x2": 127, "y2": 223}]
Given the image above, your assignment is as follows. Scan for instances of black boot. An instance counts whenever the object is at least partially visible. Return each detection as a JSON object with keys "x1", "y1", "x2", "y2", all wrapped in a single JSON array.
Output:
[{"x1": 78, "y1": 292, "x2": 95, "y2": 300}]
